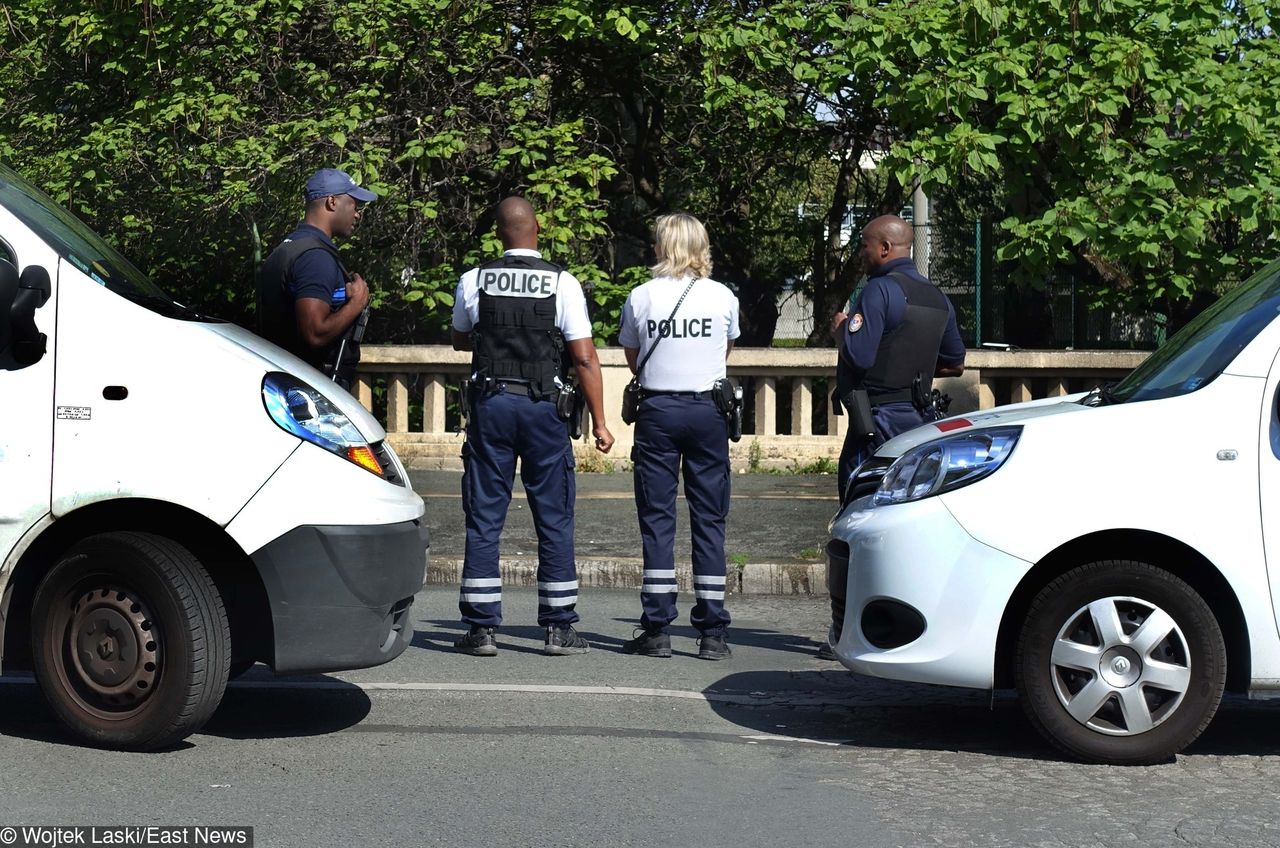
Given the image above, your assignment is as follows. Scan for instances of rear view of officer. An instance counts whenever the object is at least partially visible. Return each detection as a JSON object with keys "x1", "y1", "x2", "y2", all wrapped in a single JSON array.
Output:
[
  {"x1": 618, "y1": 212, "x2": 740, "y2": 660},
  {"x1": 451, "y1": 196, "x2": 614, "y2": 656}
]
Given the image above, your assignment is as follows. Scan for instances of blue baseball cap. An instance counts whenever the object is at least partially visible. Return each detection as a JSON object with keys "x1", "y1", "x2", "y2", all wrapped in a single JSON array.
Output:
[{"x1": 304, "y1": 168, "x2": 378, "y2": 203}]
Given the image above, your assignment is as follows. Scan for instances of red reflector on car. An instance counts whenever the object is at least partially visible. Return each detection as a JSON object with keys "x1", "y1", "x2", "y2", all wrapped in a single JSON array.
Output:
[{"x1": 935, "y1": 418, "x2": 972, "y2": 432}]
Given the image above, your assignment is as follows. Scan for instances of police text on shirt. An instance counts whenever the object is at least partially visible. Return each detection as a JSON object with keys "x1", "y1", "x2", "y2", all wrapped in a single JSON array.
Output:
[{"x1": 647, "y1": 318, "x2": 714, "y2": 338}]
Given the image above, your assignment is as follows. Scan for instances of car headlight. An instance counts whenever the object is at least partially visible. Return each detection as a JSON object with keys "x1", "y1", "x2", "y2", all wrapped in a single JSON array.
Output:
[
  {"x1": 262, "y1": 372, "x2": 383, "y2": 476},
  {"x1": 873, "y1": 426, "x2": 1021, "y2": 506}
]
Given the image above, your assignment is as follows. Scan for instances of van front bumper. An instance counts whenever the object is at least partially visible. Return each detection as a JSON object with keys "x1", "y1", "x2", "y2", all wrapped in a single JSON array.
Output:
[
  {"x1": 251, "y1": 519, "x2": 429, "y2": 674},
  {"x1": 829, "y1": 496, "x2": 1030, "y2": 690}
]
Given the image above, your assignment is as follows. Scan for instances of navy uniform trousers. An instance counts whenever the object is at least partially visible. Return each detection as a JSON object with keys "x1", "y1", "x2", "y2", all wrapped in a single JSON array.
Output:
[
  {"x1": 460, "y1": 388, "x2": 579, "y2": 628},
  {"x1": 831, "y1": 400, "x2": 929, "y2": 636},
  {"x1": 632, "y1": 394, "x2": 731, "y2": 634}
]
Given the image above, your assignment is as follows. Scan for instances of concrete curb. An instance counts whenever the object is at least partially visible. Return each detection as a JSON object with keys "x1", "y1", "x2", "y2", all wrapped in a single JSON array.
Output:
[{"x1": 427, "y1": 557, "x2": 826, "y2": 597}]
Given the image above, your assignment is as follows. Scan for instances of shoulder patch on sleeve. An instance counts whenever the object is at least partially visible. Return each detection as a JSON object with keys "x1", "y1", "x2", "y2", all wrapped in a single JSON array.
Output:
[{"x1": 848, "y1": 313, "x2": 864, "y2": 333}]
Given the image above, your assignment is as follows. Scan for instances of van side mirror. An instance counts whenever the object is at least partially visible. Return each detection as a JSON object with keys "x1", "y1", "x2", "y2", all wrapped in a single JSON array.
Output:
[
  {"x1": 0, "y1": 259, "x2": 16, "y2": 355},
  {"x1": 9, "y1": 264, "x2": 50, "y2": 365}
]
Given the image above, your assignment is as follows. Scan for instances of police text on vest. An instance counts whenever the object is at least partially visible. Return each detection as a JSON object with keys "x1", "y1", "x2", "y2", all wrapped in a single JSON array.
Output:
[{"x1": 481, "y1": 270, "x2": 557, "y2": 297}]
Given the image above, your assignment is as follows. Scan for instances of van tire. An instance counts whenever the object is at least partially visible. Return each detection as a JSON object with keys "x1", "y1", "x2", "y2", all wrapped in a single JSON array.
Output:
[
  {"x1": 1014, "y1": 560, "x2": 1226, "y2": 765},
  {"x1": 31, "y1": 532, "x2": 230, "y2": 750}
]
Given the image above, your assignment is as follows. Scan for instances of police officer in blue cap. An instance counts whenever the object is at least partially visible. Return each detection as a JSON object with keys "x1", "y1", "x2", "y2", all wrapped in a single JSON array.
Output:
[
  {"x1": 257, "y1": 168, "x2": 377, "y2": 390},
  {"x1": 451, "y1": 196, "x2": 615, "y2": 656},
  {"x1": 618, "y1": 212, "x2": 740, "y2": 661},
  {"x1": 820, "y1": 213, "x2": 966, "y2": 659}
]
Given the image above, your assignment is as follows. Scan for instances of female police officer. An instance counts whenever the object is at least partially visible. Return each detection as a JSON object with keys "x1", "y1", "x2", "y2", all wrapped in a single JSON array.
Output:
[{"x1": 617, "y1": 213, "x2": 740, "y2": 660}]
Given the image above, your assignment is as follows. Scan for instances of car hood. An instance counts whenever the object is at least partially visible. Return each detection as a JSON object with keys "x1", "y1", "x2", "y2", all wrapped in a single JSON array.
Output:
[
  {"x1": 196, "y1": 322, "x2": 388, "y2": 442},
  {"x1": 876, "y1": 392, "x2": 1091, "y2": 457}
]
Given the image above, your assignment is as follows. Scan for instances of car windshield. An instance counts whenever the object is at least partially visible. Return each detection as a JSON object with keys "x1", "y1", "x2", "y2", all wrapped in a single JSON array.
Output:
[
  {"x1": 1106, "y1": 259, "x2": 1280, "y2": 404},
  {"x1": 0, "y1": 163, "x2": 210, "y2": 321}
]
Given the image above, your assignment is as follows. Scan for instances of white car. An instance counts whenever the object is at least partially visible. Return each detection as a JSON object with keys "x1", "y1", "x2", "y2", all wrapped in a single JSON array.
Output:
[
  {"x1": 0, "y1": 164, "x2": 427, "y2": 749},
  {"x1": 829, "y1": 260, "x2": 1280, "y2": 764}
]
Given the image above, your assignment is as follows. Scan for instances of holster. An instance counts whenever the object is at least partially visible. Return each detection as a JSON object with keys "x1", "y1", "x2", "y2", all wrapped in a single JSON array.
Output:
[
  {"x1": 840, "y1": 388, "x2": 876, "y2": 440},
  {"x1": 621, "y1": 378, "x2": 641, "y2": 425},
  {"x1": 713, "y1": 378, "x2": 745, "y2": 443},
  {"x1": 911, "y1": 373, "x2": 933, "y2": 411}
]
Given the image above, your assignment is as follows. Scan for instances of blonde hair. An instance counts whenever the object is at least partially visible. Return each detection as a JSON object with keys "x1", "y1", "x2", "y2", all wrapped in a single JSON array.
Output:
[{"x1": 649, "y1": 212, "x2": 713, "y2": 280}]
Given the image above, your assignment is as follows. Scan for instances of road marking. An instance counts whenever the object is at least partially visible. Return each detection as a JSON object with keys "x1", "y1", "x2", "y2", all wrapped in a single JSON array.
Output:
[
  {"x1": 226, "y1": 679, "x2": 845, "y2": 707},
  {"x1": 419, "y1": 492, "x2": 833, "y2": 501}
]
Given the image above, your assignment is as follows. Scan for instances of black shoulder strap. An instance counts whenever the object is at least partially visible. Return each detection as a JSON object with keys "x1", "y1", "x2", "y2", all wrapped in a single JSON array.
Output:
[{"x1": 635, "y1": 277, "x2": 698, "y2": 378}]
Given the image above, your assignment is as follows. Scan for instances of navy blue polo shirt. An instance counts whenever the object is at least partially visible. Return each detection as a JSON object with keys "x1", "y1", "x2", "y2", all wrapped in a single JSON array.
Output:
[
  {"x1": 287, "y1": 223, "x2": 349, "y2": 310},
  {"x1": 841, "y1": 257, "x2": 966, "y2": 372}
]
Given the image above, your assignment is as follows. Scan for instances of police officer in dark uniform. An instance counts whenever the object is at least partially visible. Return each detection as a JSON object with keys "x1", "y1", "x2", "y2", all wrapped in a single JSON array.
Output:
[
  {"x1": 819, "y1": 214, "x2": 966, "y2": 659},
  {"x1": 451, "y1": 196, "x2": 615, "y2": 656},
  {"x1": 617, "y1": 213, "x2": 740, "y2": 661},
  {"x1": 256, "y1": 168, "x2": 375, "y2": 390}
]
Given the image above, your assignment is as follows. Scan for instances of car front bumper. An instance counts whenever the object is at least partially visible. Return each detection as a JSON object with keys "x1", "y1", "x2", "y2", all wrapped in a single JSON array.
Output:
[
  {"x1": 251, "y1": 518, "x2": 429, "y2": 674},
  {"x1": 828, "y1": 496, "x2": 1031, "y2": 690}
]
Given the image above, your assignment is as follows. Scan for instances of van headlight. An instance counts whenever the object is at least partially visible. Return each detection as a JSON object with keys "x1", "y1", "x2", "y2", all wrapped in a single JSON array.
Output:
[
  {"x1": 262, "y1": 373, "x2": 383, "y2": 476},
  {"x1": 873, "y1": 426, "x2": 1021, "y2": 506}
]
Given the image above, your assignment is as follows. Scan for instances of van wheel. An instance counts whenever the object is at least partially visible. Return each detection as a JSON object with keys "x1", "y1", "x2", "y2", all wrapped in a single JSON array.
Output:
[
  {"x1": 31, "y1": 532, "x2": 230, "y2": 750},
  {"x1": 1014, "y1": 560, "x2": 1226, "y2": 765}
]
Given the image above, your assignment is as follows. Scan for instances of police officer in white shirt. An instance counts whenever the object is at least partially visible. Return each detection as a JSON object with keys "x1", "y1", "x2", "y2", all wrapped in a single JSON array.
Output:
[
  {"x1": 617, "y1": 213, "x2": 740, "y2": 660},
  {"x1": 451, "y1": 197, "x2": 614, "y2": 657}
]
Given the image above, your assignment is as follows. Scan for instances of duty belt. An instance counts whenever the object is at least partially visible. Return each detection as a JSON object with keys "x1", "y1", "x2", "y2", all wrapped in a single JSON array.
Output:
[
  {"x1": 479, "y1": 378, "x2": 540, "y2": 399},
  {"x1": 640, "y1": 389, "x2": 712, "y2": 400}
]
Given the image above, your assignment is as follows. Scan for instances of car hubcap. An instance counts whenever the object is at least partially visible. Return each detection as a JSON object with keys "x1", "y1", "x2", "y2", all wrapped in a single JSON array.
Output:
[
  {"x1": 55, "y1": 584, "x2": 161, "y2": 718},
  {"x1": 1049, "y1": 596, "x2": 1190, "y2": 736}
]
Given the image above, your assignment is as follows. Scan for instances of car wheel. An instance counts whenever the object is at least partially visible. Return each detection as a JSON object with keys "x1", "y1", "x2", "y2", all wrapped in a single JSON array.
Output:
[
  {"x1": 1014, "y1": 560, "x2": 1226, "y2": 765},
  {"x1": 31, "y1": 532, "x2": 230, "y2": 750}
]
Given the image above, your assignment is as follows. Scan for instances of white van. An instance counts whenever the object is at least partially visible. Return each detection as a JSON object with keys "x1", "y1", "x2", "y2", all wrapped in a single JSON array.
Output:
[
  {"x1": 0, "y1": 164, "x2": 428, "y2": 749},
  {"x1": 829, "y1": 259, "x2": 1280, "y2": 764}
]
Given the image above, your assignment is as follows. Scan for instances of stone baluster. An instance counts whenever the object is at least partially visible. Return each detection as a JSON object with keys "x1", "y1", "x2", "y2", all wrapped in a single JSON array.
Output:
[
  {"x1": 754, "y1": 376, "x2": 777, "y2": 436},
  {"x1": 424, "y1": 374, "x2": 448, "y2": 434},
  {"x1": 387, "y1": 373, "x2": 410, "y2": 433},
  {"x1": 791, "y1": 377, "x2": 813, "y2": 437},
  {"x1": 978, "y1": 375, "x2": 997, "y2": 410}
]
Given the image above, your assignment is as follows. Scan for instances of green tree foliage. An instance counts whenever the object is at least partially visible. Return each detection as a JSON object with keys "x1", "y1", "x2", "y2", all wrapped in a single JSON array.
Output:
[
  {"x1": 4, "y1": 0, "x2": 1280, "y2": 344},
  {"x1": 872, "y1": 0, "x2": 1279, "y2": 319},
  {"x1": 0, "y1": 0, "x2": 619, "y2": 342}
]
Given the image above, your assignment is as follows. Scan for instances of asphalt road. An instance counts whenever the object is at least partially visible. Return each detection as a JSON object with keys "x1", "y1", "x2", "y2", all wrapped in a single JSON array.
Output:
[
  {"x1": 1, "y1": 586, "x2": 1279, "y2": 847},
  {"x1": 413, "y1": 469, "x2": 839, "y2": 563}
]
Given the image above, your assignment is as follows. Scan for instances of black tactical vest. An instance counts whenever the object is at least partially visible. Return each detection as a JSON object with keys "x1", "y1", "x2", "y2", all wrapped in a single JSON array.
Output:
[
  {"x1": 471, "y1": 254, "x2": 567, "y2": 398},
  {"x1": 837, "y1": 271, "x2": 951, "y2": 407},
  {"x1": 255, "y1": 235, "x2": 352, "y2": 372}
]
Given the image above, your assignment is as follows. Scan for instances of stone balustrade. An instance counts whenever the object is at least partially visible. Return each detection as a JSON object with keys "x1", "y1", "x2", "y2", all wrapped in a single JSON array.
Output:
[{"x1": 355, "y1": 346, "x2": 1149, "y2": 470}]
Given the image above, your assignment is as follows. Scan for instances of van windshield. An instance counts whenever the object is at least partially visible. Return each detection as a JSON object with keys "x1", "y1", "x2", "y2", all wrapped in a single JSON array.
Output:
[
  {"x1": 0, "y1": 164, "x2": 210, "y2": 321},
  {"x1": 1107, "y1": 259, "x2": 1280, "y2": 403}
]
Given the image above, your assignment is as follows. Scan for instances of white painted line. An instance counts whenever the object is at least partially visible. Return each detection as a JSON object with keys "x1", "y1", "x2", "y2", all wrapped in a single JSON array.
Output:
[
  {"x1": 740, "y1": 734, "x2": 842, "y2": 747},
  {"x1": 231, "y1": 679, "x2": 752, "y2": 703},
  {"x1": 421, "y1": 492, "x2": 832, "y2": 501}
]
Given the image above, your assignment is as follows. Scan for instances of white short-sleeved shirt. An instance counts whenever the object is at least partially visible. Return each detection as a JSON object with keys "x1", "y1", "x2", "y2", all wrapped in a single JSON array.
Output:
[
  {"x1": 451, "y1": 249, "x2": 593, "y2": 341},
  {"x1": 618, "y1": 275, "x2": 740, "y2": 391}
]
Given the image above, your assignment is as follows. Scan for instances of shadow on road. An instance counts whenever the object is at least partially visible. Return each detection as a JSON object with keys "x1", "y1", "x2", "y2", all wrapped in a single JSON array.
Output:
[
  {"x1": 702, "y1": 669, "x2": 1280, "y2": 762},
  {"x1": 203, "y1": 677, "x2": 372, "y2": 740},
  {"x1": 0, "y1": 673, "x2": 372, "y2": 748},
  {"x1": 701, "y1": 668, "x2": 1054, "y2": 760}
]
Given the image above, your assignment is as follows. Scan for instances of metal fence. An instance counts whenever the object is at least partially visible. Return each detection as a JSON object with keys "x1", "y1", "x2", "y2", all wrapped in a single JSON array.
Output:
[{"x1": 773, "y1": 220, "x2": 1163, "y2": 351}]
